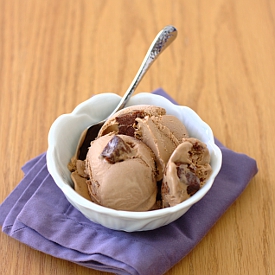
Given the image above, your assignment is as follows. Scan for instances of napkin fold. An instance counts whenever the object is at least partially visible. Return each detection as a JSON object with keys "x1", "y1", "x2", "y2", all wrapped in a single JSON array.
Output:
[{"x1": 0, "y1": 88, "x2": 258, "y2": 275}]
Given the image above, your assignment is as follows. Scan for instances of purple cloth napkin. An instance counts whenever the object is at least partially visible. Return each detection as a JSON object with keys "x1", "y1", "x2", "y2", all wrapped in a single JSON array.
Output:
[{"x1": 0, "y1": 88, "x2": 258, "y2": 275}]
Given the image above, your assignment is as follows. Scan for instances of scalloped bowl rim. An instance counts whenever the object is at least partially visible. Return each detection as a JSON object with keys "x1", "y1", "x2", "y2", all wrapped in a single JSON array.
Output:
[{"x1": 47, "y1": 93, "x2": 222, "y2": 229}]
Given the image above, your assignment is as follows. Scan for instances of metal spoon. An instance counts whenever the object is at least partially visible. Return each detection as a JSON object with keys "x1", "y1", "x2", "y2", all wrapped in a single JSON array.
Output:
[{"x1": 77, "y1": 25, "x2": 177, "y2": 160}]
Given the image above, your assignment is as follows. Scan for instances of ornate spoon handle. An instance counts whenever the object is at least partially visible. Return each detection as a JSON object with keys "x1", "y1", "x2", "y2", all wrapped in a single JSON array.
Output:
[{"x1": 110, "y1": 25, "x2": 177, "y2": 116}]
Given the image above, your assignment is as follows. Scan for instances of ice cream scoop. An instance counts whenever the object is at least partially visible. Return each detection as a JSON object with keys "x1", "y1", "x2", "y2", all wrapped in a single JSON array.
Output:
[
  {"x1": 98, "y1": 105, "x2": 189, "y2": 180},
  {"x1": 85, "y1": 134, "x2": 158, "y2": 211},
  {"x1": 98, "y1": 105, "x2": 166, "y2": 136},
  {"x1": 161, "y1": 138, "x2": 212, "y2": 207},
  {"x1": 74, "y1": 25, "x2": 178, "y2": 162}
]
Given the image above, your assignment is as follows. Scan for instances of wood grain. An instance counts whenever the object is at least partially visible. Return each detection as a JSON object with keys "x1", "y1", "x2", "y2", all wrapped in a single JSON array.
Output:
[{"x1": 0, "y1": 0, "x2": 274, "y2": 274}]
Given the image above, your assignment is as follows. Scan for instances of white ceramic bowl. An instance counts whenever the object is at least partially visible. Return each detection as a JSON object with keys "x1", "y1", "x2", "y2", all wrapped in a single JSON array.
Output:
[{"x1": 47, "y1": 93, "x2": 222, "y2": 232}]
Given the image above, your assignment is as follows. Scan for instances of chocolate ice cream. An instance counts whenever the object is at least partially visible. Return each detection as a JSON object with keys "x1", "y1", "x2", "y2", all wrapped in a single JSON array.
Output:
[
  {"x1": 85, "y1": 134, "x2": 157, "y2": 211},
  {"x1": 98, "y1": 105, "x2": 189, "y2": 180},
  {"x1": 161, "y1": 138, "x2": 212, "y2": 207},
  {"x1": 69, "y1": 104, "x2": 212, "y2": 211}
]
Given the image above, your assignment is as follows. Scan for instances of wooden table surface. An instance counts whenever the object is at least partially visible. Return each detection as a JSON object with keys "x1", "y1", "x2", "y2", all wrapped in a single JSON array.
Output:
[{"x1": 0, "y1": 0, "x2": 274, "y2": 274}]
